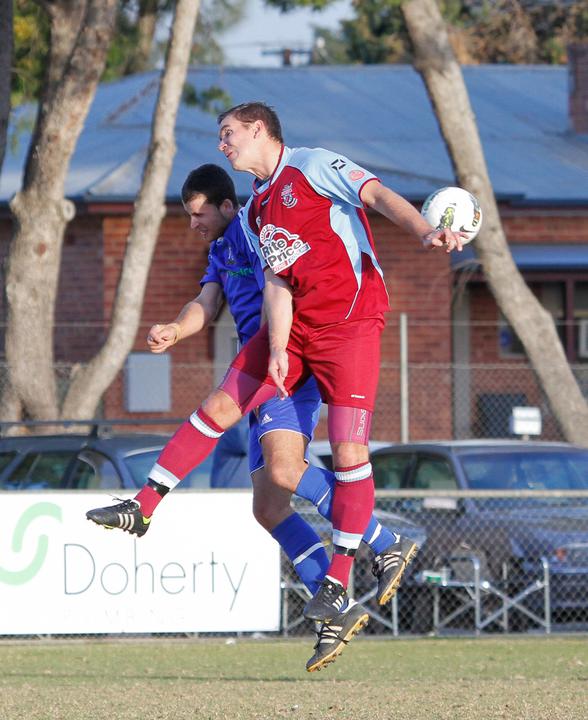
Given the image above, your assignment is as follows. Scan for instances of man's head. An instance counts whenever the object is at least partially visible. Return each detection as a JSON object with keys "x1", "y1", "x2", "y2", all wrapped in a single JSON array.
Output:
[
  {"x1": 217, "y1": 102, "x2": 283, "y2": 174},
  {"x1": 181, "y1": 164, "x2": 239, "y2": 241}
]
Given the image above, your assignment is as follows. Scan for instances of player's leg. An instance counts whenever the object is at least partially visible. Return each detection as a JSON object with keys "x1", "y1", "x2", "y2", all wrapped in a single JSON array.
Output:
[
  {"x1": 252, "y1": 407, "x2": 369, "y2": 672},
  {"x1": 251, "y1": 471, "x2": 329, "y2": 597},
  {"x1": 297, "y1": 459, "x2": 417, "y2": 606},
  {"x1": 296, "y1": 438, "x2": 371, "y2": 672},
  {"x1": 299, "y1": 473, "x2": 411, "y2": 603},
  {"x1": 292, "y1": 376, "x2": 416, "y2": 605},
  {"x1": 250, "y1": 414, "x2": 329, "y2": 596},
  {"x1": 265, "y1": 374, "x2": 416, "y2": 604},
  {"x1": 301, "y1": 317, "x2": 407, "y2": 621},
  {"x1": 86, "y1": 326, "x2": 279, "y2": 534}
]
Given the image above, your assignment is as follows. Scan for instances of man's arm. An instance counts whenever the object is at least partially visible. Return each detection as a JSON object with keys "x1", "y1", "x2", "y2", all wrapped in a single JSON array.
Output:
[
  {"x1": 148, "y1": 282, "x2": 223, "y2": 353},
  {"x1": 263, "y1": 269, "x2": 293, "y2": 399},
  {"x1": 360, "y1": 180, "x2": 464, "y2": 253}
]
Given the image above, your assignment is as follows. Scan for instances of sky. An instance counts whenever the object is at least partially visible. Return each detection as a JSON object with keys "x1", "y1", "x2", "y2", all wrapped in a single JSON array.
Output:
[{"x1": 219, "y1": 0, "x2": 353, "y2": 67}]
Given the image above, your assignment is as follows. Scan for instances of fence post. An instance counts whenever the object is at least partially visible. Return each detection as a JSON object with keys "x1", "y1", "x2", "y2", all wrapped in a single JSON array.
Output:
[{"x1": 400, "y1": 313, "x2": 409, "y2": 443}]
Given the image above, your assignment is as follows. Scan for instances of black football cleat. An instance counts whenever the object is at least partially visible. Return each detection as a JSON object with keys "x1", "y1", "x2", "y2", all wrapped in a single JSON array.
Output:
[
  {"x1": 306, "y1": 601, "x2": 369, "y2": 672},
  {"x1": 304, "y1": 577, "x2": 349, "y2": 622},
  {"x1": 86, "y1": 498, "x2": 151, "y2": 537},
  {"x1": 372, "y1": 536, "x2": 419, "y2": 605}
]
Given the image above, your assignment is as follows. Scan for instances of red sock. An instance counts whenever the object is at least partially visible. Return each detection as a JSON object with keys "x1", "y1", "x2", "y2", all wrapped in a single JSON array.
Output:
[
  {"x1": 135, "y1": 410, "x2": 224, "y2": 516},
  {"x1": 327, "y1": 465, "x2": 375, "y2": 588},
  {"x1": 135, "y1": 485, "x2": 162, "y2": 517}
]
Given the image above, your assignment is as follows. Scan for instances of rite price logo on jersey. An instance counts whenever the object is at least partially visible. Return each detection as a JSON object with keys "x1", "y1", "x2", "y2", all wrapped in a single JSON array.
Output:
[{"x1": 259, "y1": 224, "x2": 311, "y2": 274}]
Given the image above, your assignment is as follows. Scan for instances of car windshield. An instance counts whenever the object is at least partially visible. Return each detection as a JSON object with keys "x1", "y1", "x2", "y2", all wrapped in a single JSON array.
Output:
[
  {"x1": 460, "y1": 451, "x2": 588, "y2": 492},
  {"x1": 123, "y1": 450, "x2": 213, "y2": 489}
]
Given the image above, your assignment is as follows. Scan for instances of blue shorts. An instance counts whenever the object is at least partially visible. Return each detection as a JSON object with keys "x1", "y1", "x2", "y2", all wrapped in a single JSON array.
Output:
[{"x1": 248, "y1": 376, "x2": 322, "y2": 474}]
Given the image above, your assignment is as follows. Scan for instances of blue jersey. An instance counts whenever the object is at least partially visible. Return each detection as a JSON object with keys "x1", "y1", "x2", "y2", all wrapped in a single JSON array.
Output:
[
  {"x1": 200, "y1": 211, "x2": 265, "y2": 346},
  {"x1": 201, "y1": 211, "x2": 323, "y2": 475}
]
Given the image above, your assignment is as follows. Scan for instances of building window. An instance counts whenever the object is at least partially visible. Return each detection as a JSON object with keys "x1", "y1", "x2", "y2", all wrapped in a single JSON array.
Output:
[
  {"x1": 499, "y1": 282, "x2": 565, "y2": 358},
  {"x1": 574, "y1": 282, "x2": 588, "y2": 362}
]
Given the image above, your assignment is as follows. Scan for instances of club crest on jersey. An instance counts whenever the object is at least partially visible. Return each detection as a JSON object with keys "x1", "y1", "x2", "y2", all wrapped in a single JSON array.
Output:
[
  {"x1": 259, "y1": 224, "x2": 310, "y2": 274},
  {"x1": 280, "y1": 183, "x2": 298, "y2": 208}
]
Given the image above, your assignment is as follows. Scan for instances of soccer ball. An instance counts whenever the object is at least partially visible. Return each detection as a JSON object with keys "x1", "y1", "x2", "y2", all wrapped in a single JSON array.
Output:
[{"x1": 421, "y1": 186, "x2": 483, "y2": 244}]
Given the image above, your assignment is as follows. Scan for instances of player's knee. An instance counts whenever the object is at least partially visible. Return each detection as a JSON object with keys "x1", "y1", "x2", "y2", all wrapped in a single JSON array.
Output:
[
  {"x1": 252, "y1": 493, "x2": 288, "y2": 531},
  {"x1": 265, "y1": 460, "x2": 306, "y2": 492},
  {"x1": 330, "y1": 441, "x2": 369, "y2": 469},
  {"x1": 200, "y1": 389, "x2": 242, "y2": 428}
]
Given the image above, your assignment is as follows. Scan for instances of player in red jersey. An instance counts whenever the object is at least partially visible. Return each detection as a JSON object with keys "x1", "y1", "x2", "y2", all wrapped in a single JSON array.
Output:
[
  {"x1": 216, "y1": 101, "x2": 465, "y2": 625},
  {"x1": 86, "y1": 102, "x2": 463, "y2": 672}
]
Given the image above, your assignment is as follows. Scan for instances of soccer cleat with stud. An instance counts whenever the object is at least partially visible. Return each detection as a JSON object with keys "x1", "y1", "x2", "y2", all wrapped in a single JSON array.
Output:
[
  {"x1": 372, "y1": 536, "x2": 419, "y2": 605},
  {"x1": 306, "y1": 601, "x2": 369, "y2": 673},
  {"x1": 303, "y1": 577, "x2": 349, "y2": 622},
  {"x1": 86, "y1": 498, "x2": 151, "y2": 537}
]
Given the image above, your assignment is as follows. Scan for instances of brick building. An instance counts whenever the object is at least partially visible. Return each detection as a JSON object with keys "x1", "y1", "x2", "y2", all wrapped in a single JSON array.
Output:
[{"x1": 1, "y1": 59, "x2": 588, "y2": 441}]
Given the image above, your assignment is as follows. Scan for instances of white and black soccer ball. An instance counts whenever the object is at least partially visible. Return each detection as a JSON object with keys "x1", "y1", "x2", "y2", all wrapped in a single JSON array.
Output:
[{"x1": 421, "y1": 186, "x2": 483, "y2": 245}]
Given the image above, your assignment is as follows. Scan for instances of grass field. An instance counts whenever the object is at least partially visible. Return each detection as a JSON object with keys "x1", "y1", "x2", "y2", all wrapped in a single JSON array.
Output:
[{"x1": 0, "y1": 635, "x2": 586, "y2": 720}]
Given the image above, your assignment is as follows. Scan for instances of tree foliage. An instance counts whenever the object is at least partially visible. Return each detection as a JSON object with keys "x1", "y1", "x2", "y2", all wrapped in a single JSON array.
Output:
[
  {"x1": 190, "y1": 0, "x2": 247, "y2": 65},
  {"x1": 0, "y1": 0, "x2": 12, "y2": 173},
  {"x1": 11, "y1": 0, "x2": 246, "y2": 105},
  {"x1": 11, "y1": 0, "x2": 49, "y2": 105},
  {"x1": 265, "y1": 0, "x2": 588, "y2": 65}
]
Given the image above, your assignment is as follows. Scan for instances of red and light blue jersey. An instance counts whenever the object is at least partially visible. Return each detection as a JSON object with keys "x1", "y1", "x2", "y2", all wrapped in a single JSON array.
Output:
[
  {"x1": 242, "y1": 146, "x2": 390, "y2": 326},
  {"x1": 200, "y1": 211, "x2": 265, "y2": 346}
]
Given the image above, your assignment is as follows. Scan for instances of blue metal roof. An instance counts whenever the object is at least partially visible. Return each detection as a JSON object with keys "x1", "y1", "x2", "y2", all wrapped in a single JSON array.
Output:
[
  {"x1": 453, "y1": 244, "x2": 588, "y2": 270},
  {"x1": 1, "y1": 64, "x2": 587, "y2": 205}
]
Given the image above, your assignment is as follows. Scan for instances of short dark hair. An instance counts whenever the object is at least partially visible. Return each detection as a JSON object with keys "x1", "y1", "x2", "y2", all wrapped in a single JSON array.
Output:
[
  {"x1": 217, "y1": 102, "x2": 283, "y2": 143},
  {"x1": 181, "y1": 164, "x2": 238, "y2": 207}
]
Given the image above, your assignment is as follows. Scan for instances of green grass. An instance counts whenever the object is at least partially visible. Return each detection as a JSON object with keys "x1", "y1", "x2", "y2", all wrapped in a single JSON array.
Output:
[{"x1": 0, "y1": 636, "x2": 586, "y2": 719}]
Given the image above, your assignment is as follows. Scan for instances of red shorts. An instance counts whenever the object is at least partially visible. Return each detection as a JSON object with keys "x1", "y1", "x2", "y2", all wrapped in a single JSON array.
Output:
[{"x1": 230, "y1": 315, "x2": 384, "y2": 411}]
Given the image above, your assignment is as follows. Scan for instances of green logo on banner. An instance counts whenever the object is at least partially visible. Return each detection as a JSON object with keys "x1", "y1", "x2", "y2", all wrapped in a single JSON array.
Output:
[{"x1": 0, "y1": 503, "x2": 62, "y2": 585}]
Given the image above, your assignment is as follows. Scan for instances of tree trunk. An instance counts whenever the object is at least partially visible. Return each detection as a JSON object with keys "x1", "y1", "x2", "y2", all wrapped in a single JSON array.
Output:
[
  {"x1": 0, "y1": 0, "x2": 12, "y2": 174},
  {"x1": 127, "y1": 0, "x2": 159, "y2": 74},
  {"x1": 61, "y1": 0, "x2": 201, "y2": 419},
  {"x1": 3, "y1": 0, "x2": 117, "y2": 421},
  {"x1": 401, "y1": 0, "x2": 588, "y2": 446}
]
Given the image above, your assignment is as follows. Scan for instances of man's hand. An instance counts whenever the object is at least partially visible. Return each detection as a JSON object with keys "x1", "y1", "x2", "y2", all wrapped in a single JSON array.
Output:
[
  {"x1": 422, "y1": 228, "x2": 466, "y2": 253},
  {"x1": 268, "y1": 348, "x2": 289, "y2": 400},
  {"x1": 147, "y1": 323, "x2": 181, "y2": 353}
]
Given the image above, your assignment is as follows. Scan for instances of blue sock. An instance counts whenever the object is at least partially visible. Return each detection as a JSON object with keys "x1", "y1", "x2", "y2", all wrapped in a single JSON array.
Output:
[
  {"x1": 271, "y1": 513, "x2": 329, "y2": 595},
  {"x1": 296, "y1": 464, "x2": 397, "y2": 556}
]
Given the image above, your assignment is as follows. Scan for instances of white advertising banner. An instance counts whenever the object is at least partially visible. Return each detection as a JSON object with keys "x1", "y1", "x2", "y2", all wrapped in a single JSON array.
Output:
[{"x1": 0, "y1": 491, "x2": 281, "y2": 635}]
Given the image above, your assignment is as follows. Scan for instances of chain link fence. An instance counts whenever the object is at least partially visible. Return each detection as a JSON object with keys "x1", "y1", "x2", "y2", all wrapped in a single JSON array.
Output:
[
  {"x1": 2, "y1": 359, "x2": 588, "y2": 441},
  {"x1": 1, "y1": 317, "x2": 588, "y2": 441},
  {"x1": 282, "y1": 491, "x2": 588, "y2": 637},
  {"x1": 1, "y1": 321, "x2": 588, "y2": 638}
]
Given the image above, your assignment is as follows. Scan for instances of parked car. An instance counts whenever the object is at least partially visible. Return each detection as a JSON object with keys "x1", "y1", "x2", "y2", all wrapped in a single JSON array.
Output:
[
  {"x1": 309, "y1": 439, "x2": 391, "y2": 471},
  {"x1": 370, "y1": 440, "x2": 588, "y2": 628},
  {"x1": 0, "y1": 430, "x2": 343, "y2": 492},
  {"x1": 0, "y1": 432, "x2": 213, "y2": 490}
]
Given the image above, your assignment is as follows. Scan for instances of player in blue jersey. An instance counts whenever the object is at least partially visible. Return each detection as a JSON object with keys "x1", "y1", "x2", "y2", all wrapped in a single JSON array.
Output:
[{"x1": 89, "y1": 164, "x2": 417, "y2": 671}]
